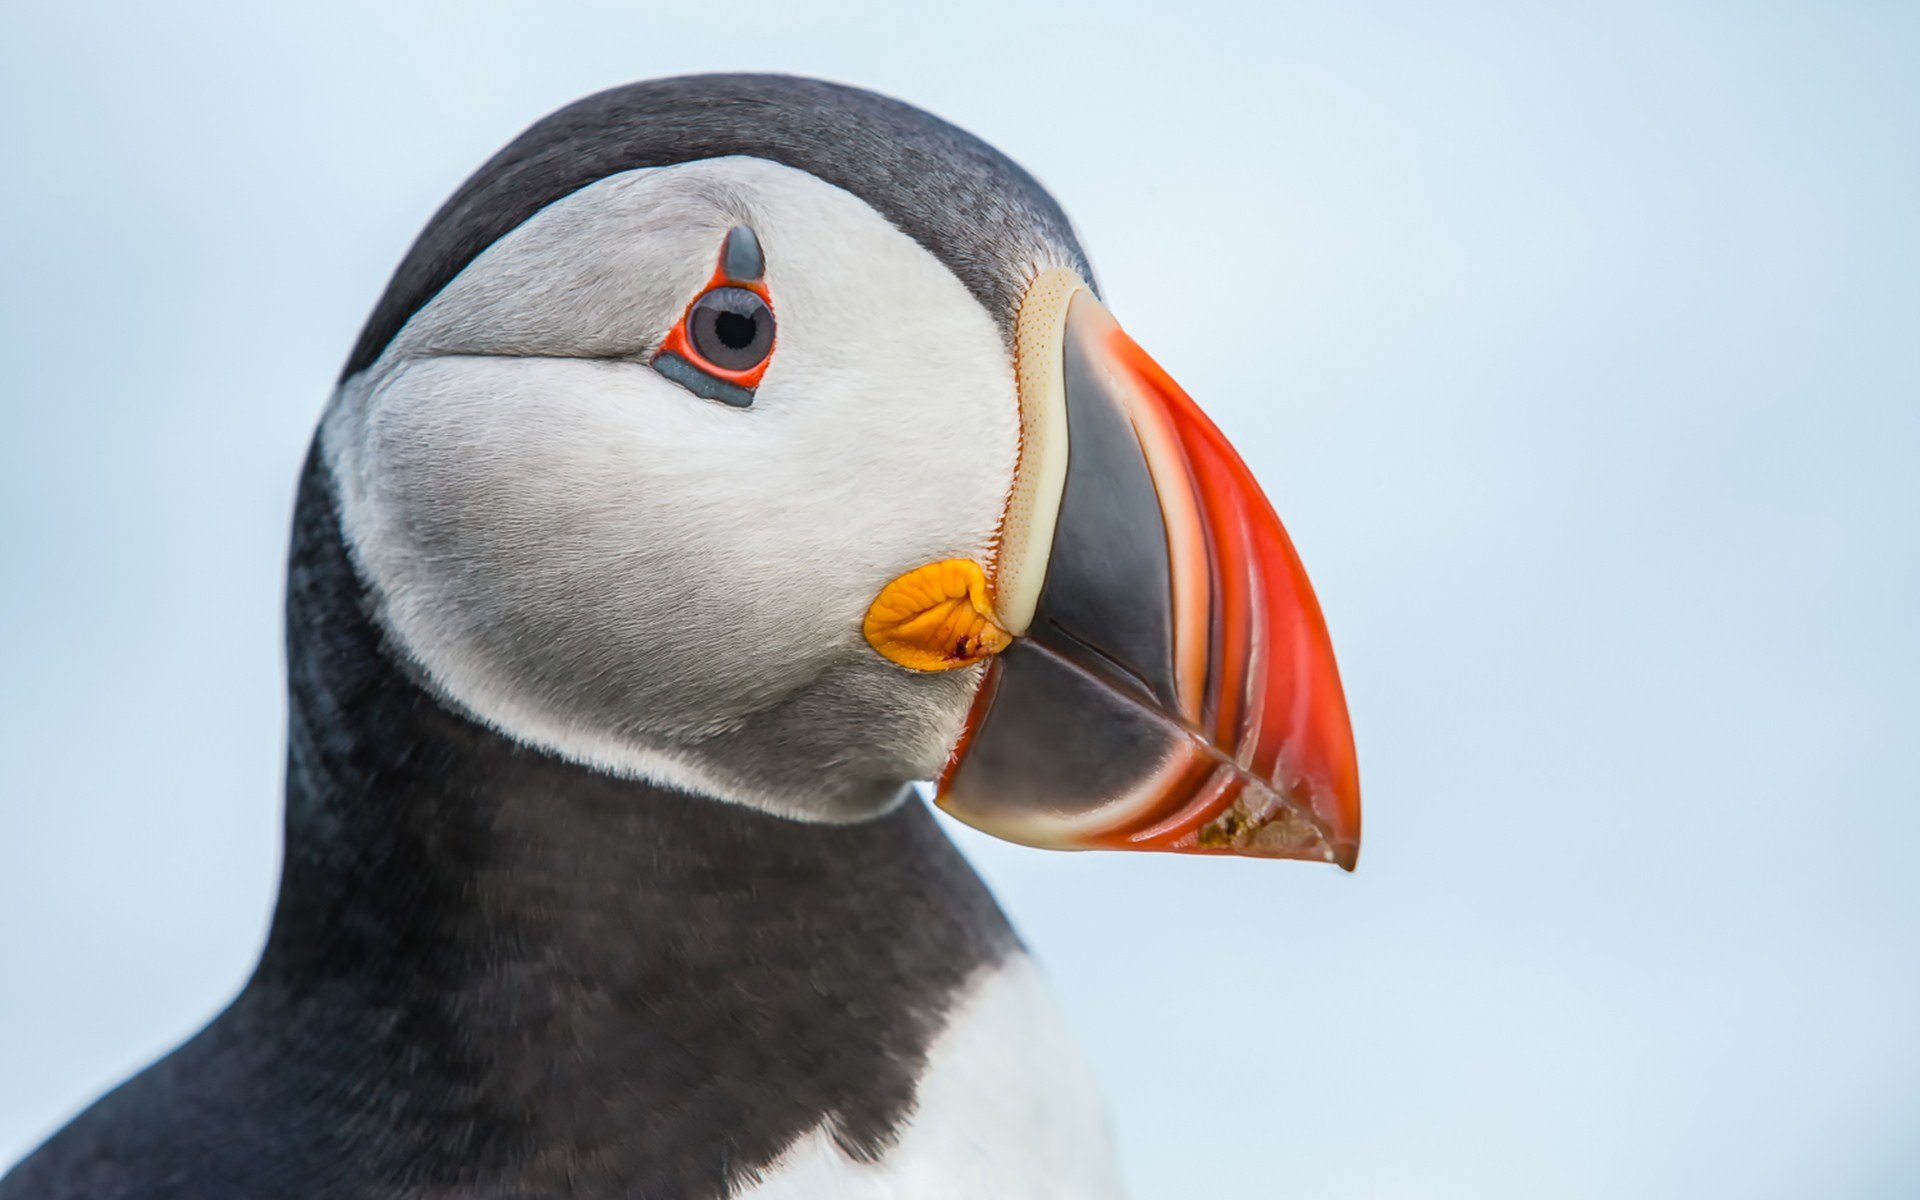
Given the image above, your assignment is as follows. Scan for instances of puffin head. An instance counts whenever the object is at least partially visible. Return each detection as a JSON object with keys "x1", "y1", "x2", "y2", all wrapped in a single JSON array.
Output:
[{"x1": 321, "y1": 74, "x2": 1360, "y2": 867}]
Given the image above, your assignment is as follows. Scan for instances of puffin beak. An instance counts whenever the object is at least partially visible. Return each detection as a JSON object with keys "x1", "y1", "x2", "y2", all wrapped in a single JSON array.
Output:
[{"x1": 932, "y1": 269, "x2": 1361, "y2": 869}]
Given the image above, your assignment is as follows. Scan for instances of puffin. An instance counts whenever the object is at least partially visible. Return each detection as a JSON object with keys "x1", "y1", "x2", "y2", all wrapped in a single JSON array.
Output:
[{"x1": 1, "y1": 74, "x2": 1360, "y2": 1199}]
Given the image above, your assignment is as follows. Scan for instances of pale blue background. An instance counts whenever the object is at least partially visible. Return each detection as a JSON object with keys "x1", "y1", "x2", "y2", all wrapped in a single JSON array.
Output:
[{"x1": 3, "y1": 2, "x2": 1916, "y2": 1196}]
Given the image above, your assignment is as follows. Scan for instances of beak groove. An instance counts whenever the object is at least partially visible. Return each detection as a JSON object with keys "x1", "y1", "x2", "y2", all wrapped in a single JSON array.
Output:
[{"x1": 1107, "y1": 320, "x2": 1361, "y2": 868}]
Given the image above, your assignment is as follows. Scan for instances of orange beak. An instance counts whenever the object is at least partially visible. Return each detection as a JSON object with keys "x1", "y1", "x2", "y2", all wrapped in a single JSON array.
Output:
[{"x1": 935, "y1": 270, "x2": 1361, "y2": 869}]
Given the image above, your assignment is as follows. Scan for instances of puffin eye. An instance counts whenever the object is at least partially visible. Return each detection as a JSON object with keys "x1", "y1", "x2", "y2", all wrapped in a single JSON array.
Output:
[
  {"x1": 650, "y1": 226, "x2": 776, "y2": 409},
  {"x1": 686, "y1": 287, "x2": 775, "y2": 373}
]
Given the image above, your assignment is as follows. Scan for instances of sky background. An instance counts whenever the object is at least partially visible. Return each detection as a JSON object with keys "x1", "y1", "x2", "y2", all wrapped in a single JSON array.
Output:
[{"x1": 2, "y1": 2, "x2": 1917, "y2": 1196}]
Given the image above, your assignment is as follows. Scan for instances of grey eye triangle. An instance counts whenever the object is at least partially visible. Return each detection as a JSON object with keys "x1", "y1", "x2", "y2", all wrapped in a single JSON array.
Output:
[{"x1": 723, "y1": 225, "x2": 765, "y2": 282}]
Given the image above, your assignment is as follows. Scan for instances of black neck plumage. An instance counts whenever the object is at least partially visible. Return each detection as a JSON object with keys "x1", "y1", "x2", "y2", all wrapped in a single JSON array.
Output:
[{"x1": 237, "y1": 446, "x2": 1016, "y2": 1196}]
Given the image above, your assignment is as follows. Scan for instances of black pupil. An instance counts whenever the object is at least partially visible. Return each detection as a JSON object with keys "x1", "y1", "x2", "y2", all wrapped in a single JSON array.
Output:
[
  {"x1": 689, "y1": 287, "x2": 773, "y2": 372},
  {"x1": 714, "y1": 309, "x2": 757, "y2": 350}
]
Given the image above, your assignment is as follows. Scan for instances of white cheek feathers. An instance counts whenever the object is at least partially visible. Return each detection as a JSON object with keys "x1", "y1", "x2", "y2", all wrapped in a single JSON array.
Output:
[{"x1": 322, "y1": 157, "x2": 1029, "y2": 821}]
